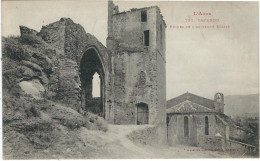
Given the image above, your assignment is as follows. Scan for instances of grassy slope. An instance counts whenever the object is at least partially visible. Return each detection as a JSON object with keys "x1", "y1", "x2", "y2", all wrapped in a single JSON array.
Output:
[
  {"x1": 3, "y1": 26, "x2": 255, "y2": 159},
  {"x1": 2, "y1": 35, "x2": 109, "y2": 159}
]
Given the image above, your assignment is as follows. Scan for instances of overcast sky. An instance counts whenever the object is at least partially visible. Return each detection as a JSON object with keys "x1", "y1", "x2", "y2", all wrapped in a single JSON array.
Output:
[{"x1": 2, "y1": 0, "x2": 259, "y2": 100}]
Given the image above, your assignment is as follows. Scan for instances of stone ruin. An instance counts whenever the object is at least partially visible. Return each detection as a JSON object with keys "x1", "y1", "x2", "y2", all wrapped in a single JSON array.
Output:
[{"x1": 3, "y1": 1, "x2": 168, "y2": 145}]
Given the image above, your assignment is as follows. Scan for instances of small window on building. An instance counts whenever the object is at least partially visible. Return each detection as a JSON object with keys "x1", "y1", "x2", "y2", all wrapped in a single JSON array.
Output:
[
  {"x1": 184, "y1": 116, "x2": 189, "y2": 137},
  {"x1": 205, "y1": 116, "x2": 209, "y2": 135},
  {"x1": 141, "y1": 10, "x2": 147, "y2": 22},
  {"x1": 144, "y1": 30, "x2": 149, "y2": 46}
]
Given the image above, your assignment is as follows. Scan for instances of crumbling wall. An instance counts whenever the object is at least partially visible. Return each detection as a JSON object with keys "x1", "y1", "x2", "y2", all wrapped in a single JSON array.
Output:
[
  {"x1": 155, "y1": 8, "x2": 166, "y2": 60},
  {"x1": 107, "y1": 5, "x2": 167, "y2": 144},
  {"x1": 3, "y1": 18, "x2": 112, "y2": 118},
  {"x1": 110, "y1": 49, "x2": 167, "y2": 126},
  {"x1": 109, "y1": 5, "x2": 166, "y2": 126},
  {"x1": 111, "y1": 7, "x2": 157, "y2": 51},
  {"x1": 36, "y1": 18, "x2": 111, "y2": 114}
]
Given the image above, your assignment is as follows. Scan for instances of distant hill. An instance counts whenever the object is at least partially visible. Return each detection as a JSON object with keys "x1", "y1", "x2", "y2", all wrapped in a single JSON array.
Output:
[{"x1": 224, "y1": 94, "x2": 259, "y2": 117}]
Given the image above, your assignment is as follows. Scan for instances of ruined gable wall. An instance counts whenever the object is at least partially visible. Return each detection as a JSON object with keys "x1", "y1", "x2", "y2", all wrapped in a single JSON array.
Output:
[
  {"x1": 38, "y1": 18, "x2": 111, "y2": 114},
  {"x1": 112, "y1": 7, "x2": 157, "y2": 51}
]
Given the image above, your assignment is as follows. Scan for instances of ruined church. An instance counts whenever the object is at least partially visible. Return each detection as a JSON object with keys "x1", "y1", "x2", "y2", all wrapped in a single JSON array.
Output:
[
  {"x1": 79, "y1": 0, "x2": 167, "y2": 143},
  {"x1": 37, "y1": 1, "x2": 167, "y2": 128},
  {"x1": 2, "y1": 0, "x2": 259, "y2": 158},
  {"x1": 78, "y1": 1, "x2": 167, "y2": 127}
]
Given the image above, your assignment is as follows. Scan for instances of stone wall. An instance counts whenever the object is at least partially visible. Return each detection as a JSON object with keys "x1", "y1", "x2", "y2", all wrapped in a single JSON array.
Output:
[
  {"x1": 8, "y1": 18, "x2": 112, "y2": 118},
  {"x1": 36, "y1": 18, "x2": 112, "y2": 115},
  {"x1": 111, "y1": 50, "x2": 159, "y2": 125},
  {"x1": 106, "y1": 3, "x2": 167, "y2": 143},
  {"x1": 197, "y1": 135, "x2": 225, "y2": 149},
  {"x1": 167, "y1": 113, "x2": 218, "y2": 146},
  {"x1": 167, "y1": 114, "x2": 197, "y2": 146},
  {"x1": 194, "y1": 114, "x2": 217, "y2": 136},
  {"x1": 111, "y1": 7, "x2": 157, "y2": 51},
  {"x1": 110, "y1": 46, "x2": 165, "y2": 127},
  {"x1": 107, "y1": 2, "x2": 166, "y2": 127},
  {"x1": 215, "y1": 115, "x2": 229, "y2": 140}
]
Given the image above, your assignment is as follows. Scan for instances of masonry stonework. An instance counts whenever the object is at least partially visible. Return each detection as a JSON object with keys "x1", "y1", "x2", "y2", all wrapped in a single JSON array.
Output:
[
  {"x1": 105, "y1": 1, "x2": 167, "y2": 143},
  {"x1": 6, "y1": 1, "x2": 168, "y2": 145},
  {"x1": 107, "y1": 1, "x2": 166, "y2": 129}
]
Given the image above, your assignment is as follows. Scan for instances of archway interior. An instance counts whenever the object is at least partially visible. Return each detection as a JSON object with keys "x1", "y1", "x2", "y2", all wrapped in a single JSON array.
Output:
[
  {"x1": 92, "y1": 73, "x2": 100, "y2": 97},
  {"x1": 80, "y1": 48, "x2": 104, "y2": 117}
]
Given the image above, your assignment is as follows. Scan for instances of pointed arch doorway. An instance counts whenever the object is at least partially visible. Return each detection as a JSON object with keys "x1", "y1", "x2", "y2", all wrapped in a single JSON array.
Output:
[{"x1": 80, "y1": 47, "x2": 105, "y2": 118}]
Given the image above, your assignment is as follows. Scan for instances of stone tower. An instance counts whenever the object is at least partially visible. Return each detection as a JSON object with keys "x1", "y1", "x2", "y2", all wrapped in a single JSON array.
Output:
[{"x1": 106, "y1": 0, "x2": 167, "y2": 131}]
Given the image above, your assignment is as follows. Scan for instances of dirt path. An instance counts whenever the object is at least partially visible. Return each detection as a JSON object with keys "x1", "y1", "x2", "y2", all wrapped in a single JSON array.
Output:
[{"x1": 79, "y1": 124, "x2": 228, "y2": 159}]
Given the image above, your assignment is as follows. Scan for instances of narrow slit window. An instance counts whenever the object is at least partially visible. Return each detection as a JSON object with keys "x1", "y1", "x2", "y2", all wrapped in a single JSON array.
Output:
[
  {"x1": 139, "y1": 71, "x2": 146, "y2": 86},
  {"x1": 184, "y1": 116, "x2": 189, "y2": 137},
  {"x1": 144, "y1": 30, "x2": 149, "y2": 46},
  {"x1": 141, "y1": 10, "x2": 147, "y2": 22},
  {"x1": 205, "y1": 116, "x2": 209, "y2": 135}
]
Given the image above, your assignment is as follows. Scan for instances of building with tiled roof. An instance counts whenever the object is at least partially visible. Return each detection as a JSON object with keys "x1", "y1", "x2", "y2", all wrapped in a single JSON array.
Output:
[{"x1": 166, "y1": 92, "x2": 250, "y2": 149}]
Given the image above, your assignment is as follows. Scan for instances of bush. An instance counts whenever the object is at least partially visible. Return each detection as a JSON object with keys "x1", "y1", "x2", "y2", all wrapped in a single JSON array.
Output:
[{"x1": 84, "y1": 112, "x2": 108, "y2": 132}]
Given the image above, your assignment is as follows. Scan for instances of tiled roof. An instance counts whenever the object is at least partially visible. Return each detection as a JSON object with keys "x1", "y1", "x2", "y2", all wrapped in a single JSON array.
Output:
[
  {"x1": 166, "y1": 100, "x2": 216, "y2": 114},
  {"x1": 167, "y1": 92, "x2": 215, "y2": 109}
]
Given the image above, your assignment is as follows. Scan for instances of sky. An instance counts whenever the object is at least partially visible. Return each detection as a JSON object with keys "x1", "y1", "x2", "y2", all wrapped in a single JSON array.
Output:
[{"x1": 2, "y1": 0, "x2": 259, "y2": 100}]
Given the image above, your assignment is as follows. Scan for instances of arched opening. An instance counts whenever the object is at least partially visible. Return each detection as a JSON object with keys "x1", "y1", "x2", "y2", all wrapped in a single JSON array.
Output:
[
  {"x1": 136, "y1": 103, "x2": 149, "y2": 125},
  {"x1": 205, "y1": 116, "x2": 209, "y2": 135},
  {"x1": 92, "y1": 72, "x2": 100, "y2": 97},
  {"x1": 184, "y1": 116, "x2": 189, "y2": 137},
  {"x1": 80, "y1": 48, "x2": 105, "y2": 117}
]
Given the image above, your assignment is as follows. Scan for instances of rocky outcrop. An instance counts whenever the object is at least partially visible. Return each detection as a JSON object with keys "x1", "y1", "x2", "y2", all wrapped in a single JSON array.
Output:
[{"x1": 2, "y1": 18, "x2": 109, "y2": 159}]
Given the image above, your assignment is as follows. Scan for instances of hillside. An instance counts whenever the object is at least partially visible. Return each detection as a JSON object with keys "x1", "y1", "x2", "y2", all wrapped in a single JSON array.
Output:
[
  {"x1": 224, "y1": 94, "x2": 259, "y2": 117},
  {"x1": 2, "y1": 18, "x2": 109, "y2": 159},
  {"x1": 2, "y1": 17, "x2": 257, "y2": 159}
]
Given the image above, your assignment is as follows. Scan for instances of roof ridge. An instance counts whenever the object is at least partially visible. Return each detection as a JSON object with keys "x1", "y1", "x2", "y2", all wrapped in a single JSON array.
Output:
[
  {"x1": 167, "y1": 92, "x2": 215, "y2": 109},
  {"x1": 169, "y1": 100, "x2": 215, "y2": 111},
  {"x1": 167, "y1": 92, "x2": 214, "y2": 103},
  {"x1": 166, "y1": 100, "x2": 216, "y2": 114}
]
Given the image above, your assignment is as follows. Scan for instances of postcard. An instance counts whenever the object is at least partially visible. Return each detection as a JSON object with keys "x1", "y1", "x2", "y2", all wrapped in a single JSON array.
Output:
[{"x1": 1, "y1": 0, "x2": 259, "y2": 159}]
